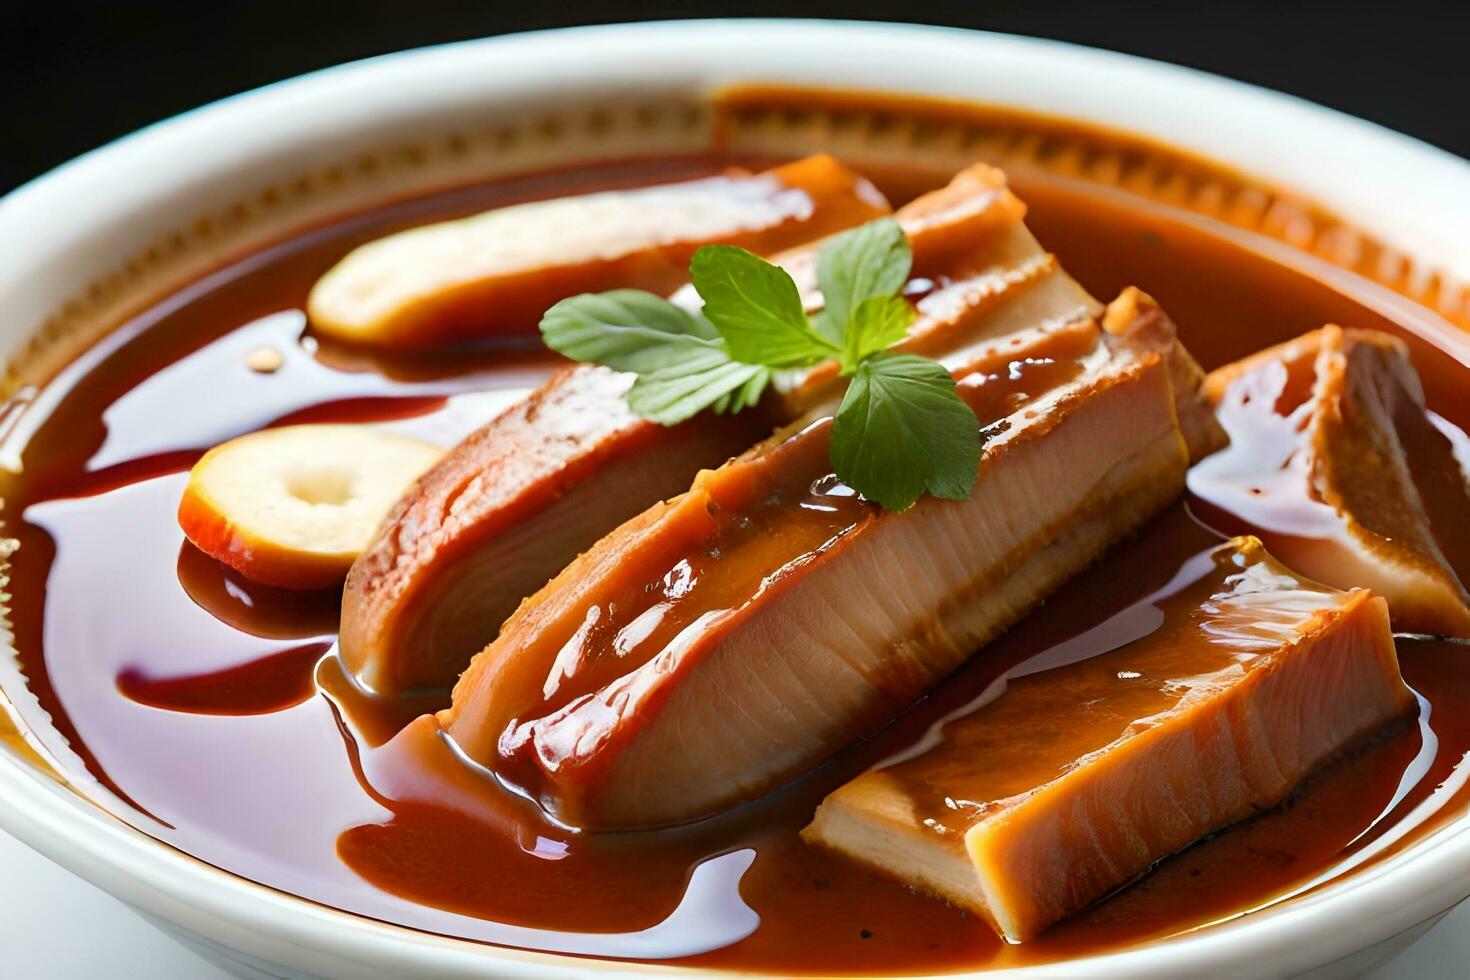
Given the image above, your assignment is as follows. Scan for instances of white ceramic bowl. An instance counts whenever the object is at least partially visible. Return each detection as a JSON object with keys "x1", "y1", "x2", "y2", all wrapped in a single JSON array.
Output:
[{"x1": 1, "y1": 20, "x2": 1467, "y2": 979}]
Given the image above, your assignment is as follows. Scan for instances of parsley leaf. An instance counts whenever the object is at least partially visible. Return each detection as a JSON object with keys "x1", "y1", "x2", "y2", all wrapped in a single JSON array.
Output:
[
  {"x1": 538, "y1": 215, "x2": 984, "y2": 509},
  {"x1": 829, "y1": 354, "x2": 981, "y2": 511},
  {"x1": 627, "y1": 352, "x2": 770, "y2": 425},
  {"x1": 690, "y1": 245, "x2": 837, "y2": 368},
  {"x1": 540, "y1": 290, "x2": 721, "y2": 373},
  {"x1": 541, "y1": 289, "x2": 765, "y2": 424},
  {"x1": 845, "y1": 293, "x2": 917, "y2": 367},
  {"x1": 814, "y1": 218, "x2": 912, "y2": 358}
]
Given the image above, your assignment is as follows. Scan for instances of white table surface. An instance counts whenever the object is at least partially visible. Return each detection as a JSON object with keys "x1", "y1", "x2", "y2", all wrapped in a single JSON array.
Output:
[{"x1": 0, "y1": 828, "x2": 1465, "y2": 978}]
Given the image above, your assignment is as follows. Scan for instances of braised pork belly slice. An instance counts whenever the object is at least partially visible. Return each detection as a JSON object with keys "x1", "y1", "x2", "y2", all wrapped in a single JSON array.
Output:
[
  {"x1": 308, "y1": 154, "x2": 890, "y2": 348},
  {"x1": 440, "y1": 320, "x2": 1191, "y2": 829},
  {"x1": 1103, "y1": 286, "x2": 1226, "y2": 462},
  {"x1": 775, "y1": 221, "x2": 1093, "y2": 415},
  {"x1": 342, "y1": 166, "x2": 1065, "y2": 695},
  {"x1": 673, "y1": 172, "x2": 1215, "y2": 456},
  {"x1": 803, "y1": 537, "x2": 1413, "y2": 942},
  {"x1": 1191, "y1": 326, "x2": 1470, "y2": 636},
  {"x1": 340, "y1": 366, "x2": 773, "y2": 694}
]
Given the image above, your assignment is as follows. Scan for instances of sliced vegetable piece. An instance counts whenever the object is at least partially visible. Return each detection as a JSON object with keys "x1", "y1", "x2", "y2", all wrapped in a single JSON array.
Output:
[{"x1": 178, "y1": 424, "x2": 442, "y2": 590}]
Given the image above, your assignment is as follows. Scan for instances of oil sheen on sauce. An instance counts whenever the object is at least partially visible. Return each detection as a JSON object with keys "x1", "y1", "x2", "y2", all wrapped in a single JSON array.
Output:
[{"x1": 3, "y1": 157, "x2": 1468, "y2": 975}]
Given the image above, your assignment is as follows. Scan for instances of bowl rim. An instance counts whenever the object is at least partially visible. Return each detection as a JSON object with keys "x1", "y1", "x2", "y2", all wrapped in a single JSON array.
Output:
[{"x1": 0, "y1": 19, "x2": 1467, "y2": 978}]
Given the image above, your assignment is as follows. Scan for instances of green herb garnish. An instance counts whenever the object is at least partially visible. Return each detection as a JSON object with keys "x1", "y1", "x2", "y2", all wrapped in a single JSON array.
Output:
[{"x1": 539, "y1": 217, "x2": 981, "y2": 510}]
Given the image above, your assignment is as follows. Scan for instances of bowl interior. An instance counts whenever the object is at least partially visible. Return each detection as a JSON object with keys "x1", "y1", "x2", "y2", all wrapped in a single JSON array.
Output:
[{"x1": 1, "y1": 22, "x2": 1467, "y2": 979}]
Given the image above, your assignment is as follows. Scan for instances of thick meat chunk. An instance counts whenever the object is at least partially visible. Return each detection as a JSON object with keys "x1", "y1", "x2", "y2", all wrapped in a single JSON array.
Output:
[
  {"x1": 1191, "y1": 326, "x2": 1470, "y2": 635},
  {"x1": 1102, "y1": 286, "x2": 1225, "y2": 462},
  {"x1": 440, "y1": 321, "x2": 1190, "y2": 828},
  {"x1": 308, "y1": 155, "x2": 890, "y2": 348},
  {"x1": 340, "y1": 367, "x2": 771, "y2": 694},
  {"x1": 803, "y1": 537, "x2": 1413, "y2": 942},
  {"x1": 343, "y1": 165, "x2": 1057, "y2": 694}
]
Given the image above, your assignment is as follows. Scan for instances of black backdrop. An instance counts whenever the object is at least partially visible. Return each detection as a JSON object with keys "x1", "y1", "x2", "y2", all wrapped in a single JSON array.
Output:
[{"x1": 4, "y1": 1, "x2": 1469, "y2": 194}]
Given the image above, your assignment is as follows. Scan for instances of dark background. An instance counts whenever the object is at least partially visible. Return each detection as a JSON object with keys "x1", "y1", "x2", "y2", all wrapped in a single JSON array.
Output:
[{"x1": 4, "y1": 1, "x2": 1469, "y2": 195}]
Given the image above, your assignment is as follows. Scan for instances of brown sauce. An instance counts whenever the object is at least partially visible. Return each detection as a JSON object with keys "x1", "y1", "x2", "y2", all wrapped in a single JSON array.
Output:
[
  {"x1": 116, "y1": 640, "x2": 330, "y2": 716},
  {"x1": 3, "y1": 153, "x2": 1469, "y2": 974}
]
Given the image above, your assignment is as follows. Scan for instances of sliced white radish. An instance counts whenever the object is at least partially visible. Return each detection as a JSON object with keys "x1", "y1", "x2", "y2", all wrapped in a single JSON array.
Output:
[{"x1": 178, "y1": 424, "x2": 442, "y2": 589}]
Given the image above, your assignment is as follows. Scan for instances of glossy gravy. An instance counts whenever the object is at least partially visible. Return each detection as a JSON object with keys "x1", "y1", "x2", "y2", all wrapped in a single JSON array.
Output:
[{"x1": 3, "y1": 154, "x2": 1468, "y2": 974}]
